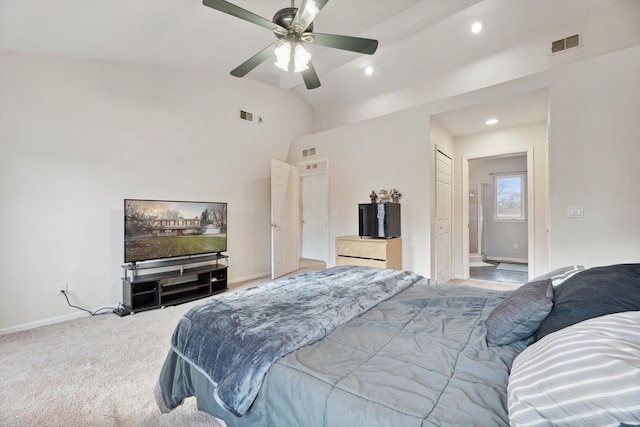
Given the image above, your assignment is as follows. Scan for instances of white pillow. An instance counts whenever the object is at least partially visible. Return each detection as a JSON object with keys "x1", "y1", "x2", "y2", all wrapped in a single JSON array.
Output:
[
  {"x1": 531, "y1": 265, "x2": 586, "y2": 287},
  {"x1": 508, "y1": 311, "x2": 640, "y2": 427}
]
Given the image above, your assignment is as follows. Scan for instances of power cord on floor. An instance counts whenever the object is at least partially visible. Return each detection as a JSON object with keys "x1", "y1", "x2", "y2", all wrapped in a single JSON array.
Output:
[{"x1": 59, "y1": 289, "x2": 123, "y2": 316}]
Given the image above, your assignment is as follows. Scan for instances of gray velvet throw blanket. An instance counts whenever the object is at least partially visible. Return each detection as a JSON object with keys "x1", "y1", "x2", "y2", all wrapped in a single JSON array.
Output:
[{"x1": 169, "y1": 265, "x2": 423, "y2": 416}]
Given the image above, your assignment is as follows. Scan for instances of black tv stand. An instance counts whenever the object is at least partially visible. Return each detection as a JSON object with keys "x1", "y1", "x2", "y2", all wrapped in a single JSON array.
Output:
[{"x1": 120, "y1": 254, "x2": 228, "y2": 315}]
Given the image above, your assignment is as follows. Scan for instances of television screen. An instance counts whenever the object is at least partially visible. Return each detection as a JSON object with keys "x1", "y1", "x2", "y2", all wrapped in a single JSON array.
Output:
[{"x1": 124, "y1": 199, "x2": 227, "y2": 263}]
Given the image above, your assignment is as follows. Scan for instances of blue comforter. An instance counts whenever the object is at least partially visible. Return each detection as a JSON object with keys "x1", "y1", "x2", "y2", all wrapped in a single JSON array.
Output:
[
  {"x1": 158, "y1": 271, "x2": 527, "y2": 426},
  {"x1": 168, "y1": 266, "x2": 422, "y2": 416}
]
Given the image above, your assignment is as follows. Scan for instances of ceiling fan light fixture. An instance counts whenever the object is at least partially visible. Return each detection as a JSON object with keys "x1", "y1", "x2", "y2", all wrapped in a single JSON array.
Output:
[
  {"x1": 293, "y1": 43, "x2": 312, "y2": 72},
  {"x1": 203, "y1": 0, "x2": 378, "y2": 89},
  {"x1": 274, "y1": 41, "x2": 292, "y2": 71}
]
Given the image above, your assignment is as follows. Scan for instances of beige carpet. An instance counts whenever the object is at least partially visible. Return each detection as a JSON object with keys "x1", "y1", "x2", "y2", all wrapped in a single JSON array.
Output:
[
  {"x1": 0, "y1": 296, "x2": 225, "y2": 427},
  {"x1": 0, "y1": 260, "x2": 326, "y2": 427},
  {"x1": 0, "y1": 262, "x2": 513, "y2": 426}
]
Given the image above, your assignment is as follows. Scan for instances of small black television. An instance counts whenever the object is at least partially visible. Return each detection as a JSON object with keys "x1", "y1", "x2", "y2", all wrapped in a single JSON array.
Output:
[
  {"x1": 124, "y1": 199, "x2": 227, "y2": 263},
  {"x1": 358, "y1": 202, "x2": 401, "y2": 238}
]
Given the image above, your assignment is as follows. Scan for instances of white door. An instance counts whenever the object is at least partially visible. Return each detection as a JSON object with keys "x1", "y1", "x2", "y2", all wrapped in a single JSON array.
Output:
[
  {"x1": 300, "y1": 171, "x2": 328, "y2": 262},
  {"x1": 271, "y1": 159, "x2": 299, "y2": 279},
  {"x1": 436, "y1": 150, "x2": 453, "y2": 282}
]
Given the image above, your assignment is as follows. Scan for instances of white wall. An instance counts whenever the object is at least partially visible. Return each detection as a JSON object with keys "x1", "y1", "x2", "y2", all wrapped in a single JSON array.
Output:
[
  {"x1": 454, "y1": 123, "x2": 548, "y2": 278},
  {"x1": 547, "y1": 48, "x2": 640, "y2": 268},
  {"x1": 313, "y1": 0, "x2": 640, "y2": 132},
  {"x1": 0, "y1": 52, "x2": 314, "y2": 331},
  {"x1": 289, "y1": 108, "x2": 432, "y2": 277},
  {"x1": 292, "y1": 46, "x2": 640, "y2": 285},
  {"x1": 2, "y1": 46, "x2": 639, "y2": 332}
]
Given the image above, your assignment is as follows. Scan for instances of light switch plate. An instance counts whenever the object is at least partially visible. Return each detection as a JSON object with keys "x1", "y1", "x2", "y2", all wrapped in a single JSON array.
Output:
[{"x1": 567, "y1": 206, "x2": 584, "y2": 218}]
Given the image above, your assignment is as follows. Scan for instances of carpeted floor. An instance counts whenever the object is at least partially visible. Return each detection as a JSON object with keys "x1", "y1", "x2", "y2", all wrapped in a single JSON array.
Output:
[
  {"x1": 0, "y1": 260, "x2": 327, "y2": 427},
  {"x1": 0, "y1": 296, "x2": 224, "y2": 427},
  {"x1": 0, "y1": 260, "x2": 514, "y2": 426}
]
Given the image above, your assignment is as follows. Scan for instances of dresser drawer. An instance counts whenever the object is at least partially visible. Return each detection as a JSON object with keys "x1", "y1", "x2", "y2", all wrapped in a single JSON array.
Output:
[
  {"x1": 335, "y1": 236, "x2": 402, "y2": 270},
  {"x1": 336, "y1": 255, "x2": 387, "y2": 269},
  {"x1": 336, "y1": 238, "x2": 387, "y2": 260}
]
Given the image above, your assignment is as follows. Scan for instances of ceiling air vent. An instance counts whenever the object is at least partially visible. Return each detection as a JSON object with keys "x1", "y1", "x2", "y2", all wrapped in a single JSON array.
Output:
[
  {"x1": 302, "y1": 147, "x2": 317, "y2": 158},
  {"x1": 550, "y1": 33, "x2": 581, "y2": 55}
]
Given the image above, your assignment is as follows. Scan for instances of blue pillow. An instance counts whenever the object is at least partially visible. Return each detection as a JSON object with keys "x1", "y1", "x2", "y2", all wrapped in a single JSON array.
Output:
[
  {"x1": 535, "y1": 263, "x2": 640, "y2": 341},
  {"x1": 485, "y1": 279, "x2": 553, "y2": 346}
]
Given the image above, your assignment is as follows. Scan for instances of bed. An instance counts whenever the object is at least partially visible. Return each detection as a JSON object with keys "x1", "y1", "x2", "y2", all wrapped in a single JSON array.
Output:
[{"x1": 156, "y1": 263, "x2": 640, "y2": 427}]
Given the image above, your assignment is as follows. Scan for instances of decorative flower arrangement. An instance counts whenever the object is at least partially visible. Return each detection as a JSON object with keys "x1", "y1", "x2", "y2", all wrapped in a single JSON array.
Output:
[
  {"x1": 369, "y1": 189, "x2": 402, "y2": 203},
  {"x1": 390, "y1": 188, "x2": 402, "y2": 203}
]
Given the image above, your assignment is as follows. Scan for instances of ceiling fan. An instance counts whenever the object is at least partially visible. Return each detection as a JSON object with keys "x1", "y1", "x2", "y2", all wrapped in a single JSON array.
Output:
[{"x1": 202, "y1": 0, "x2": 379, "y2": 89}]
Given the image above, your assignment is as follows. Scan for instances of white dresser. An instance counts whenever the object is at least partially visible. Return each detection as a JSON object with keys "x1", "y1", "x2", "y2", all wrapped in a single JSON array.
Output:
[{"x1": 335, "y1": 235, "x2": 402, "y2": 270}]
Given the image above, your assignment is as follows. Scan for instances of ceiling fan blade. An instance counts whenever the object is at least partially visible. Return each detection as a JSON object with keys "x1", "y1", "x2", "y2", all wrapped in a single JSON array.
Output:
[
  {"x1": 292, "y1": 0, "x2": 330, "y2": 33},
  {"x1": 301, "y1": 62, "x2": 321, "y2": 90},
  {"x1": 202, "y1": 0, "x2": 286, "y2": 33},
  {"x1": 230, "y1": 42, "x2": 278, "y2": 78},
  {"x1": 310, "y1": 33, "x2": 378, "y2": 55}
]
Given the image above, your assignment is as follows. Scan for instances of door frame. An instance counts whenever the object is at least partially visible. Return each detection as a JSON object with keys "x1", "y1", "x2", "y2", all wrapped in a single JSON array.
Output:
[
  {"x1": 435, "y1": 149, "x2": 453, "y2": 282},
  {"x1": 461, "y1": 147, "x2": 535, "y2": 280},
  {"x1": 295, "y1": 158, "x2": 330, "y2": 265},
  {"x1": 271, "y1": 159, "x2": 299, "y2": 279}
]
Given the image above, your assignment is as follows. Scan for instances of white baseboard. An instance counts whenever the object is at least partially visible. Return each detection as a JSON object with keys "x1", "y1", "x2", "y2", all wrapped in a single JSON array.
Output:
[
  {"x1": 2, "y1": 271, "x2": 276, "y2": 335},
  {"x1": 0, "y1": 307, "x2": 103, "y2": 336}
]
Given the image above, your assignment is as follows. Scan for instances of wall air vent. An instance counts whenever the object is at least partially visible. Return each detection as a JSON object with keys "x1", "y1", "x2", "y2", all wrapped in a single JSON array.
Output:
[
  {"x1": 239, "y1": 109, "x2": 254, "y2": 123},
  {"x1": 302, "y1": 147, "x2": 317, "y2": 158},
  {"x1": 550, "y1": 33, "x2": 581, "y2": 55}
]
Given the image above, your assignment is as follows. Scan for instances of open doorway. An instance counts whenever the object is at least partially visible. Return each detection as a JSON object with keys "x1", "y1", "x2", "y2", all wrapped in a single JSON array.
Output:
[
  {"x1": 467, "y1": 154, "x2": 529, "y2": 284},
  {"x1": 297, "y1": 159, "x2": 329, "y2": 266},
  {"x1": 431, "y1": 88, "x2": 549, "y2": 285}
]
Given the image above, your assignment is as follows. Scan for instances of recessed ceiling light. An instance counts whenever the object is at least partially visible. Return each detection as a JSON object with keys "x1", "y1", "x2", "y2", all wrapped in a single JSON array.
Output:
[
  {"x1": 364, "y1": 66, "x2": 374, "y2": 76},
  {"x1": 471, "y1": 21, "x2": 485, "y2": 34},
  {"x1": 485, "y1": 118, "x2": 499, "y2": 125}
]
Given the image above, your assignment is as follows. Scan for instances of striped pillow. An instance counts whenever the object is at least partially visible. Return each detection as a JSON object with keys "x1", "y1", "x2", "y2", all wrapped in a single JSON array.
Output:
[
  {"x1": 508, "y1": 311, "x2": 640, "y2": 427},
  {"x1": 531, "y1": 265, "x2": 586, "y2": 286}
]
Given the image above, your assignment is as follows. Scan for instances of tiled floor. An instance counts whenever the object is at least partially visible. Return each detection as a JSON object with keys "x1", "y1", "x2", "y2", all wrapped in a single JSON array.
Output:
[{"x1": 470, "y1": 261, "x2": 528, "y2": 285}]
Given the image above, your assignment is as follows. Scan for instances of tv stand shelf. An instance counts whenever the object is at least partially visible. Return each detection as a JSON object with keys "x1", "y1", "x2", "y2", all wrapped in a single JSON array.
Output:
[{"x1": 120, "y1": 254, "x2": 228, "y2": 315}]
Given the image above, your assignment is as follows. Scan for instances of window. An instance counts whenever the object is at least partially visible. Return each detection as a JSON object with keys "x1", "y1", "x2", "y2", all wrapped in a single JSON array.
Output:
[{"x1": 494, "y1": 173, "x2": 525, "y2": 221}]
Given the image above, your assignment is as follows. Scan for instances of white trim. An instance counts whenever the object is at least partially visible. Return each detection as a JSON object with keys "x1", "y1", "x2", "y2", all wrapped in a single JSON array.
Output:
[
  {"x1": 462, "y1": 147, "x2": 535, "y2": 281},
  {"x1": 0, "y1": 305, "x2": 110, "y2": 335},
  {"x1": 295, "y1": 157, "x2": 330, "y2": 266},
  {"x1": 493, "y1": 172, "x2": 526, "y2": 221},
  {"x1": 0, "y1": 271, "x2": 275, "y2": 335},
  {"x1": 435, "y1": 148, "x2": 454, "y2": 282}
]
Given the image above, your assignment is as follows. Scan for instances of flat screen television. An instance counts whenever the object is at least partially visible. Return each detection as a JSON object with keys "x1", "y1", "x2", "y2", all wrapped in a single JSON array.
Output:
[
  {"x1": 124, "y1": 199, "x2": 227, "y2": 263},
  {"x1": 358, "y1": 202, "x2": 401, "y2": 238}
]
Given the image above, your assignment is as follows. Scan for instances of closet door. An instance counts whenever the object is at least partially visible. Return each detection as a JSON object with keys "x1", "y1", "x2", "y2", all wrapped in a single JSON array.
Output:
[{"x1": 436, "y1": 150, "x2": 452, "y2": 282}]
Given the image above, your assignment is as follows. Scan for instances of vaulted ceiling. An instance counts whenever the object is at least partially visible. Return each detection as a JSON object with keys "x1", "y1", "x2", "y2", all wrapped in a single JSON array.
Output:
[{"x1": 2, "y1": 0, "x2": 638, "y2": 135}]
